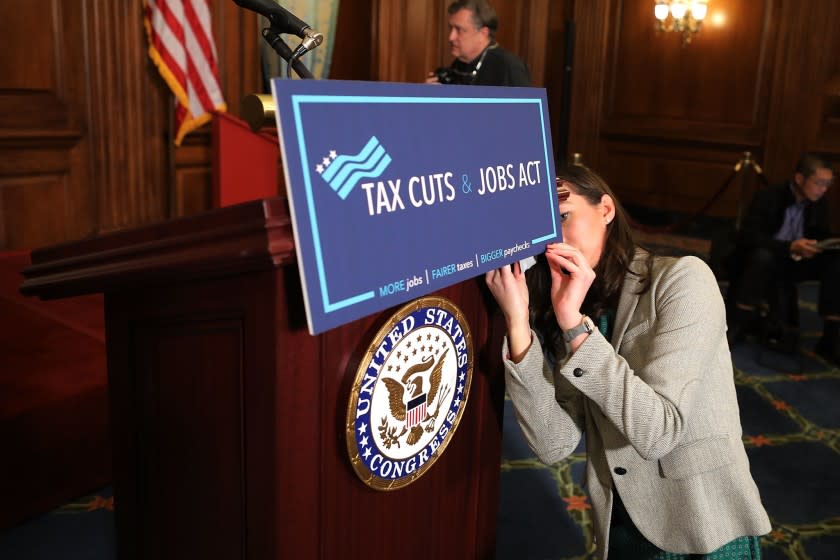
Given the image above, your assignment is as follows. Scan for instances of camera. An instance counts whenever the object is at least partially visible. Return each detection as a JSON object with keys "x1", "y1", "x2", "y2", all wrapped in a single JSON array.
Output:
[{"x1": 434, "y1": 67, "x2": 459, "y2": 85}]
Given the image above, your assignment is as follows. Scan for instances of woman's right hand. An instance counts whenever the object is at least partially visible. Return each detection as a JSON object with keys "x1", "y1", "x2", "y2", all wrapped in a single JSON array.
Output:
[
  {"x1": 544, "y1": 243, "x2": 596, "y2": 331},
  {"x1": 485, "y1": 262, "x2": 532, "y2": 361}
]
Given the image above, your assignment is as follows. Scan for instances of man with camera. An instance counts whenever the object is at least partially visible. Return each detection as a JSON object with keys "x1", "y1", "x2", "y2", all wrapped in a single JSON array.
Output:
[{"x1": 425, "y1": 0, "x2": 530, "y2": 87}]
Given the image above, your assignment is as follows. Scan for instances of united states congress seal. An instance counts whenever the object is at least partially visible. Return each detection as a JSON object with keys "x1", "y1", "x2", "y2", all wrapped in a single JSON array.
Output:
[{"x1": 346, "y1": 296, "x2": 473, "y2": 490}]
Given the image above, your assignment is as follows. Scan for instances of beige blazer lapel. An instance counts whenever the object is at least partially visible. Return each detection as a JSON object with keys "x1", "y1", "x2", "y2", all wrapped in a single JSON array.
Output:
[{"x1": 611, "y1": 250, "x2": 648, "y2": 348}]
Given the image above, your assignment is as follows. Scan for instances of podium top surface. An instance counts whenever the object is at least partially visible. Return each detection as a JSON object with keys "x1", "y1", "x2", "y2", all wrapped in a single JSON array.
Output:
[{"x1": 20, "y1": 198, "x2": 294, "y2": 300}]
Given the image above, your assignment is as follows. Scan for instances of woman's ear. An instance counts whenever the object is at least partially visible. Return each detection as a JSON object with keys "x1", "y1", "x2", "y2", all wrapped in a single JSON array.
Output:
[{"x1": 600, "y1": 194, "x2": 616, "y2": 225}]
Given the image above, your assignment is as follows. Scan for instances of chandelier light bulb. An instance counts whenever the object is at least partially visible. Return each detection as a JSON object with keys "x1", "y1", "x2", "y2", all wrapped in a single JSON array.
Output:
[
  {"x1": 653, "y1": 0, "x2": 707, "y2": 45},
  {"x1": 670, "y1": 0, "x2": 688, "y2": 20},
  {"x1": 654, "y1": 2, "x2": 670, "y2": 21}
]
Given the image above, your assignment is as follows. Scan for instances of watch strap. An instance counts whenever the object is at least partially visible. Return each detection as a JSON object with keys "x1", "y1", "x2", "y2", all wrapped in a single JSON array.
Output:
[{"x1": 563, "y1": 315, "x2": 594, "y2": 342}]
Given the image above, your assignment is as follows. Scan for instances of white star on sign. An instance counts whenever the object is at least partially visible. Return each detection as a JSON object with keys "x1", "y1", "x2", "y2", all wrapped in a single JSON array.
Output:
[
  {"x1": 322, "y1": 157, "x2": 331, "y2": 166},
  {"x1": 329, "y1": 150, "x2": 337, "y2": 159},
  {"x1": 316, "y1": 164, "x2": 324, "y2": 174}
]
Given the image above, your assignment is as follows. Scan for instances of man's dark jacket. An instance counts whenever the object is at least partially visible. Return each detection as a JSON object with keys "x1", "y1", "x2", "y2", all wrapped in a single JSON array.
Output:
[
  {"x1": 450, "y1": 45, "x2": 531, "y2": 87},
  {"x1": 738, "y1": 181, "x2": 833, "y2": 261}
]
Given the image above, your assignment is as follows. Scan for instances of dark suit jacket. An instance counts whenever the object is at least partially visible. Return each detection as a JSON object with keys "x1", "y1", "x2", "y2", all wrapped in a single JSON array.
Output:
[
  {"x1": 450, "y1": 44, "x2": 531, "y2": 87},
  {"x1": 739, "y1": 181, "x2": 832, "y2": 261}
]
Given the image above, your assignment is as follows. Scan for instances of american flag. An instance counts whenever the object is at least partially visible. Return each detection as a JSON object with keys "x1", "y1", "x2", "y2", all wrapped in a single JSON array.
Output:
[
  {"x1": 406, "y1": 394, "x2": 427, "y2": 429},
  {"x1": 143, "y1": 0, "x2": 227, "y2": 145}
]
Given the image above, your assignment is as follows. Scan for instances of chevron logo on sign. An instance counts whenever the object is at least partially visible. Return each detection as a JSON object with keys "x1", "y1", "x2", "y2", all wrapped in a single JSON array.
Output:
[{"x1": 316, "y1": 136, "x2": 392, "y2": 200}]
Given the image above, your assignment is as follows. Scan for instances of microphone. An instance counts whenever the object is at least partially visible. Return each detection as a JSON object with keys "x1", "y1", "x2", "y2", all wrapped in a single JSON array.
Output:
[{"x1": 233, "y1": 0, "x2": 323, "y2": 49}]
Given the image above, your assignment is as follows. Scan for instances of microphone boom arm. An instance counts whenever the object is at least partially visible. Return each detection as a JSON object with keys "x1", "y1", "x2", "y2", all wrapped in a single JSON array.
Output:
[{"x1": 262, "y1": 26, "x2": 314, "y2": 79}]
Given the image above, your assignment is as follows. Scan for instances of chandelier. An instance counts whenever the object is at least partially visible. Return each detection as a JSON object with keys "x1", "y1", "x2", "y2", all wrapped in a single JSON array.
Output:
[{"x1": 654, "y1": 0, "x2": 709, "y2": 45}]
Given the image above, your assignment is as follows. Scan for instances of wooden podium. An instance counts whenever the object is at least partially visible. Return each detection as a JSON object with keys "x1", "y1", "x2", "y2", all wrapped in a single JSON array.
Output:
[{"x1": 20, "y1": 198, "x2": 506, "y2": 559}]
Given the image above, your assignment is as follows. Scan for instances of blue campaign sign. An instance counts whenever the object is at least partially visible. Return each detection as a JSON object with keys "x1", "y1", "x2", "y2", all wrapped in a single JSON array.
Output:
[{"x1": 271, "y1": 79, "x2": 559, "y2": 334}]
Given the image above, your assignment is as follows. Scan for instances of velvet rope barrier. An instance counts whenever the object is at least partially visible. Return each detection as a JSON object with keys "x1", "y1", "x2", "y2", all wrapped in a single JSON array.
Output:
[{"x1": 625, "y1": 152, "x2": 769, "y2": 235}]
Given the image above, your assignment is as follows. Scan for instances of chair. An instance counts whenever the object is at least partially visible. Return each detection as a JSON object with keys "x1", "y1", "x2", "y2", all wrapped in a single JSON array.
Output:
[{"x1": 723, "y1": 247, "x2": 803, "y2": 371}]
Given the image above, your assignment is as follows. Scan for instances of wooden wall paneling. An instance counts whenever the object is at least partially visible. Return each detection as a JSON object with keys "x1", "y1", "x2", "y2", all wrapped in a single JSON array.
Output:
[
  {"x1": 0, "y1": 135, "x2": 87, "y2": 249},
  {"x1": 406, "y1": 0, "x2": 449, "y2": 83},
  {"x1": 0, "y1": 0, "x2": 92, "y2": 248},
  {"x1": 216, "y1": 2, "x2": 263, "y2": 109},
  {"x1": 518, "y1": 0, "x2": 550, "y2": 88},
  {"x1": 764, "y1": 0, "x2": 837, "y2": 180},
  {"x1": 173, "y1": 143, "x2": 214, "y2": 218},
  {"x1": 602, "y1": 0, "x2": 775, "y2": 146},
  {"x1": 796, "y1": 3, "x2": 840, "y2": 231},
  {"x1": 541, "y1": 2, "x2": 574, "y2": 164},
  {"x1": 329, "y1": 0, "x2": 375, "y2": 81},
  {"x1": 597, "y1": 140, "x2": 761, "y2": 217},
  {"x1": 802, "y1": 3, "x2": 840, "y2": 155},
  {"x1": 820, "y1": 77, "x2": 840, "y2": 152},
  {"x1": 372, "y1": 0, "x2": 446, "y2": 83},
  {"x1": 486, "y1": 0, "x2": 550, "y2": 88},
  {"x1": 492, "y1": 0, "x2": 525, "y2": 75},
  {"x1": 588, "y1": 0, "x2": 779, "y2": 218},
  {"x1": 822, "y1": 64, "x2": 840, "y2": 231},
  {"x1": 370, "y1": 0, "x2": 388, "y2": 81},
  {"x1": 0, "y1": 175, "x2": 4, "y2": 247},
  {"x1": 762, "y1": 0, "x2": 840, "y2": 230},
  {"x1": 84, "y1": 1, "x2": 171, "y2": 232},
  {"x1": 0, "y1": 174, "x2": 69, "y2": 249},
  {"x1": 566, "y1": 0, "x2": 612, "y2": 167}
]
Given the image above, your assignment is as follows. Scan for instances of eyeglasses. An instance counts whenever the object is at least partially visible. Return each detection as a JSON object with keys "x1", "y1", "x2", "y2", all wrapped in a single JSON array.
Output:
[{"x1": 810, "y1": 178, "x2": 834, "y2": 189}]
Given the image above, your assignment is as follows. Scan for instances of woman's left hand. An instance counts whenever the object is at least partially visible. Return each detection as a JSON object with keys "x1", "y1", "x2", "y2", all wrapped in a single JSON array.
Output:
[
  {"x1": 485, "y1": 262, "x2": 532, "y2": 361},
  {"x1": 544, "y1": 243, "x2": 596, "y2": 330}
]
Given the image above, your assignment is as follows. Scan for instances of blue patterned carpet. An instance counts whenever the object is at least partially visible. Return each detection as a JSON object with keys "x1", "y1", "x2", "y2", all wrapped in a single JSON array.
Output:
[{"x1": 1, "y1": 283, "x2": 837, "y2": 559}]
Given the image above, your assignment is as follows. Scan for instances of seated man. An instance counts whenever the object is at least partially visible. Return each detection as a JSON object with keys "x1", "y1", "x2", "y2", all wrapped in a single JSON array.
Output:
[{"x1": 728, "y1": 153, "x2": 839, "y2": 364}]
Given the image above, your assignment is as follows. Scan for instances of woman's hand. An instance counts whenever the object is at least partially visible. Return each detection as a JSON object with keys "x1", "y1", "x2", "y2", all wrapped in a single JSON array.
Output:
[
  {"x1": 485, "y1": 262, "x2": 531, "y2": 361},
  {"x1": 544, "y1": 243, "x2": 596, "y2": 331}
]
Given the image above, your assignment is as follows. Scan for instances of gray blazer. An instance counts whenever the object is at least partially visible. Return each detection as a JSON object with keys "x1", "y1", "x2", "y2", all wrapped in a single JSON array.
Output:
[{"x1": 503, "y1": 254, "x2": 771, "y2": 558}]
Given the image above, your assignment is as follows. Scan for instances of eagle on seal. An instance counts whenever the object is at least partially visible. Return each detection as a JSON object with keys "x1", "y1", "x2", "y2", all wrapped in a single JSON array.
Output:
[{"x1": 381, "y1": 347, "x2": 449, "y2": 445}]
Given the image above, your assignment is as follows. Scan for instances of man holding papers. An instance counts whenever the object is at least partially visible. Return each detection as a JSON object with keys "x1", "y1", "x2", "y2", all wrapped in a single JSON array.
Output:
[{"x1": 728, "y1": 153, "x2": 840, "y2": 365}]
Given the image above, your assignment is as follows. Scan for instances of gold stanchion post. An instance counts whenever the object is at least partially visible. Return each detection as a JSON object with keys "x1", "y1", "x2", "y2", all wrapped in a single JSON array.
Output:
[{"x1": 734, "y1": 151, "x2": 763, "y2": 231}]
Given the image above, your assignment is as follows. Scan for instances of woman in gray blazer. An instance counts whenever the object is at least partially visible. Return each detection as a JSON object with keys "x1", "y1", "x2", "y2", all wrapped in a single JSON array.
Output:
[{"x1": 485, "y1": 165, "x2": 771, "y2": 559}]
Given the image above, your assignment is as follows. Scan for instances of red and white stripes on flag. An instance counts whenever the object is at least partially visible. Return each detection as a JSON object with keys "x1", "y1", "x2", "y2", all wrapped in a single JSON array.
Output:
[
  {"x1": 406, "y1": 398, "x2": 427, "y2": 429},
  {"x1": 143, "y1": 0, "x2": 227, "y2": 146}
]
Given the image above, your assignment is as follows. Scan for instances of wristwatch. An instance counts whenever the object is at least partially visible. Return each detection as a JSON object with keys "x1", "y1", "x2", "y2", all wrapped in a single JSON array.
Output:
[{"x1": 563, "y1": 315, "x2": 595, "y2": 343}]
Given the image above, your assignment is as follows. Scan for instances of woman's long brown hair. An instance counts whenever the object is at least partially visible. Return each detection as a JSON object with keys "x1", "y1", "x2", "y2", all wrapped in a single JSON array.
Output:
[{"x1": 526, "y1": 165, "x2": 653, "y2": 358}]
